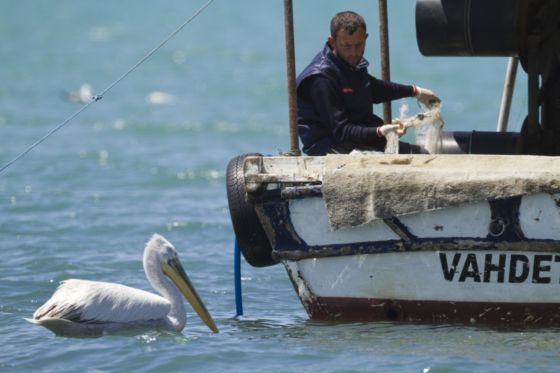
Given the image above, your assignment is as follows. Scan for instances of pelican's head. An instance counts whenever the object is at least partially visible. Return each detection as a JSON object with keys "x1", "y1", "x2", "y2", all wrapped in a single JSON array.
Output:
[{"x1": 144, "y1": 234, "x2": 219, "y2": 333}]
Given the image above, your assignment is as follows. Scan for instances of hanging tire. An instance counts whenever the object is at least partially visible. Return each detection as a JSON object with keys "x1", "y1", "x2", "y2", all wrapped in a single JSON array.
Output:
[{"x1": 226, "y1": 153, "x2": 277, "y2": 268}]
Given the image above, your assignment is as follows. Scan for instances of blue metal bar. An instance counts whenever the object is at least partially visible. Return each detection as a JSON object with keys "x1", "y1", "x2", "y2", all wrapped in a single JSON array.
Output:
[{"x1": 234, "y1": 238, "x2": 243, "y2": 316}]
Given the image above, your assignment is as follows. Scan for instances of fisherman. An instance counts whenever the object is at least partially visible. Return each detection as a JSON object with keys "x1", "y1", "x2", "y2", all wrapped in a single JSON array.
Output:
[{"x1": 296, "y1": 11, "x2": 441, "y2": 155}]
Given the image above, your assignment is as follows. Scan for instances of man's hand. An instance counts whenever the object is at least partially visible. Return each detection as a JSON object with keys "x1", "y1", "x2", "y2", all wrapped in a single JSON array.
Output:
[
  {"x1": 413, "y1": 86, "x2": 441, "y2": 107},
  {"x1": 378, "y1": 119, "x2": 406, "y2": 138}
]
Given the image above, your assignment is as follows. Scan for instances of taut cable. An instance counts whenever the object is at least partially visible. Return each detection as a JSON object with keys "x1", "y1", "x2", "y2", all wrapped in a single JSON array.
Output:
[{"x1": 0, "y1": 0, "x2": 214, "y2": 174}]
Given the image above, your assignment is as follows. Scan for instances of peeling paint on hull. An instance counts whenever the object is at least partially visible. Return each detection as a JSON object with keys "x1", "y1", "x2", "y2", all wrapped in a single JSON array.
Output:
[
  {"x1": 283, "y1": 250, "x2": 560, "y2": 325},
  {"x1": 309, "y1": 297, "x2": 560, "y2": 325}
]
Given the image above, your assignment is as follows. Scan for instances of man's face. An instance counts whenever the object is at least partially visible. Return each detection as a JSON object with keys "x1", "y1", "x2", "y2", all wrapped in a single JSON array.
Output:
[{"x1": 328, "y1": 27, "x2": 368, "y2": 67}]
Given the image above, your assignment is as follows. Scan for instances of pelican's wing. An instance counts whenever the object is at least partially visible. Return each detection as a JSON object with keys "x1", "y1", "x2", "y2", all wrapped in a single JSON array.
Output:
[{"x1": 33, "y1": 279, "x2": 171, "y2": 324}]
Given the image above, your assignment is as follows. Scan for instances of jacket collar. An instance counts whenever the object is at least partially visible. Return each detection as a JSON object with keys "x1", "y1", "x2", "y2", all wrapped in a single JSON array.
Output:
[{"x1": 323, "y1": 42, "x2": 369, "y2": 72}]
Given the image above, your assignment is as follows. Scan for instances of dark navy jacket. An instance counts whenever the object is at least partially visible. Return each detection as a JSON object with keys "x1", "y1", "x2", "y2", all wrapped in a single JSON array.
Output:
[{"x1": 297, "y1": 43, "x2": 415, "y2": 155}]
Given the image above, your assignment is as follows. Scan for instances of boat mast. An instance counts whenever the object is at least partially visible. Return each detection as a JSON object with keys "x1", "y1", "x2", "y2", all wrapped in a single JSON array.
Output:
[
  {"x1": 378, "y1": 0, "x2": 392, "y2": 124},
  {"x1": 283, "y1": 0, "x2": 300, "y2": 155}
]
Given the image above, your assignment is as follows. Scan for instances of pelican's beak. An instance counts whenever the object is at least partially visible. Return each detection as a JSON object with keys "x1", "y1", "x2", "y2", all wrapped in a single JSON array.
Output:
[{"x1": 162, "y1": 259, "x2": 219, "y2": 333}]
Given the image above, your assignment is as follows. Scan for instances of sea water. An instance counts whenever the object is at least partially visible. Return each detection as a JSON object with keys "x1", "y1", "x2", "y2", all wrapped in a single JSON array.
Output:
[{"x1": 2, "y1": 1, "x2": 553, "y2": 372}]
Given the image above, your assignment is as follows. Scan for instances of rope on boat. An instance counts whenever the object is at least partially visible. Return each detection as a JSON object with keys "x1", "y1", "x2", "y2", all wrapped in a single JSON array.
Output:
[
  {"x1": 0, "y1": 0, "x2": 214, "y2": 175},
  {"x1": 234, "y1": 238, "x2": 243, "y2": 316}
]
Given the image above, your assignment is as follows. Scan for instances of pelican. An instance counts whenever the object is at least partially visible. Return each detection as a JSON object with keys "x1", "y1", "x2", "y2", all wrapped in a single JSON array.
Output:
[
  {"x1": 25, "y1": 234, "x2": 219, "y2": 336},
  {"x1": 61, "y1": 83, "x2": 93, "y2": 104}
]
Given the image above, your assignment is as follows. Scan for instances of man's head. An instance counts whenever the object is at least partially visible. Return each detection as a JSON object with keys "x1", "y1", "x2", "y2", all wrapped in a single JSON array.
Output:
[{"x1": 328, "y1": 11, "x2": 368, "y2": 68}]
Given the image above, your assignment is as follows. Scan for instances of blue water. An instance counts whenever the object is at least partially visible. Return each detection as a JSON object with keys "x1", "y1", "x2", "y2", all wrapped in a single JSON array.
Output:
[{"x1": 2, "y1": 1, "x2": 554, "y2": 372}]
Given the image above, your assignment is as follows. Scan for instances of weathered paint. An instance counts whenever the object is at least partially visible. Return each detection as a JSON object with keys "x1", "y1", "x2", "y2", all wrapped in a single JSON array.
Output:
[
  {"x1": 255, "y1": 192, "x2": 560, "y2": 262},
  {"x1": 291, "y1": 251, "x2": 560, "y2": 303},
  {"x1": 283, "y1": 260, "x2": 325, "y2": 319},
  {"x1": 519, "y1": 193, "x2": 560, "y2": 240},
  {"x1": 289, "y1": 197, "x2": 400, "y2": 245},
  {"x1": 284, "y1": 251, "x2": 560, "y2": 324},
  {"x1": 308, "y1": 297, "x2": 560, "y2": 325},
  {"x1": 398, "y1": 200, "x2": 491, "y2": 238},
  {"x1": 244, "y1": 156, "x2": 324, "y2": 192}
]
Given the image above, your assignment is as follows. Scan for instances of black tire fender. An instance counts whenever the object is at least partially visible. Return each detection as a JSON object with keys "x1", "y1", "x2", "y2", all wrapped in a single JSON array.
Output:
[{"x1": 226, "y1": 153, "x2": 277, "y2": 267}]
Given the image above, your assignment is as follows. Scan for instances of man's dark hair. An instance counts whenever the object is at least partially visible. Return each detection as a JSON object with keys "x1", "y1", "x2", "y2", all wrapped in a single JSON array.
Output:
[{"x1": 330, "y1": 11, "x2": 367, "y2": 39}]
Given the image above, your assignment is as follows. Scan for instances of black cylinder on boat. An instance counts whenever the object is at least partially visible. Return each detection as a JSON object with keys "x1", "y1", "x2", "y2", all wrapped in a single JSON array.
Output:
[
  {"x1": 427, "y1": 131, "x2": 521, "y2": 155},
  {"x1": 416, "y1": 0, "x2": 520, "y2": 57}
]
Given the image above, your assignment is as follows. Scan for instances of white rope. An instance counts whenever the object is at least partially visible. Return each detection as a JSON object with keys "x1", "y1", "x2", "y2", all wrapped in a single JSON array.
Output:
[{"x1": 0, "y1": 0, "x2": 214, "y2": 174}]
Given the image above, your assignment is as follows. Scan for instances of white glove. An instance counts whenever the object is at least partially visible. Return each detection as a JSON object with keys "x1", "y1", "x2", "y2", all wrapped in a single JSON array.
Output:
[
  {"x1": 377, "y1": 119, "x2": 406, "y2": 138},
  {"x1": 413, "y1": 86, "x2": 441, "y2": 107}
]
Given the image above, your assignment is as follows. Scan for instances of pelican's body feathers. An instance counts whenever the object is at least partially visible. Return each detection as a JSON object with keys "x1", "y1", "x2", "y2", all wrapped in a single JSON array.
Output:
[
  {"x1": 26, "y1": 234, "x2": 219, "y2": 336},
  {"x1": 32, "y1": 279, "x2": 171, "y2": 324}
]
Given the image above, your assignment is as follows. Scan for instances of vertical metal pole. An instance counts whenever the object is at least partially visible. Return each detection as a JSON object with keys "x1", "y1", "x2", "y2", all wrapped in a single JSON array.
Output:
[
  {"x1": 284, "y1": 0, "x2": 300, "y2": 153},
  {"x1": 378, "y1": 0, "x2": 392, "y2": 124},
  {"x1": 497, "y1": 57, "x2": 519, "y2": 132},
  {"x1": 527, "y1": 35, "x2": 541, "y2": 154}
]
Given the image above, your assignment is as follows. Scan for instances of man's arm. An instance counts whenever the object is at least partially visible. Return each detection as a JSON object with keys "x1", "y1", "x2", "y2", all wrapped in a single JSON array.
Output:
[
  {"x1": 369, "y1": 76, "x2": 441, "y2": 107},
  {"x1": 368, "y1": 76, "x2": 414, "y2": 104}
]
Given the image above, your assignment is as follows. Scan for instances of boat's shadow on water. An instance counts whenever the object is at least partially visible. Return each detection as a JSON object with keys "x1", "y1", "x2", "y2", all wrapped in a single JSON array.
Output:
[
  {"x1": 301, "y1": 319, "x2": 560, "y2": 356},
  {"x1": 221, "y1": 316, "x2": 560, "y2": 355},
  {"x1": 302, "y1": 318, "x2": 560, "y2": 336}
]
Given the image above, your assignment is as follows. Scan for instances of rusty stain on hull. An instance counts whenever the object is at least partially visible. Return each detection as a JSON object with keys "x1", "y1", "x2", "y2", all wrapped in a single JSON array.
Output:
[{"x1": 307, "y1": 297, "x2": 560, "y2": 325}]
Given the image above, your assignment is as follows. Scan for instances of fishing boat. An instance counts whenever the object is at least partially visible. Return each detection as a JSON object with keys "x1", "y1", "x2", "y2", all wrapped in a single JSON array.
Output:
[{"x1": 227, "y1": 0, "x2": 560, "y2": 325}]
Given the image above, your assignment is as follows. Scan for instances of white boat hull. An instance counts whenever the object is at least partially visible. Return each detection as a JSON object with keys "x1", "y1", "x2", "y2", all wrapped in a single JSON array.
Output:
[
  {"x1": 236, "y1": 155, "x2": 560, "y2": 325},
  {"x1": 284, "y1": 250, "x2": 560, "y2": 324}
]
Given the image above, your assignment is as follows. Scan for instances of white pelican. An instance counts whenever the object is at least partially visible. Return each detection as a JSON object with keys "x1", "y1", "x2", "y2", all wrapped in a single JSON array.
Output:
[
  {"x1": 61, "y1": 84, "x2": 93, "y2": 104},
  {"x1": 25, "y1": 234, "x2": 219, "y2": 336}
]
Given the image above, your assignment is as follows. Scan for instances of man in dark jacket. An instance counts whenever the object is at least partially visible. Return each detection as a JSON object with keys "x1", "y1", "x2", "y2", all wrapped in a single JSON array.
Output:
[{"x1": 297, "y1": 11, "x2": 440, "y2": 156}]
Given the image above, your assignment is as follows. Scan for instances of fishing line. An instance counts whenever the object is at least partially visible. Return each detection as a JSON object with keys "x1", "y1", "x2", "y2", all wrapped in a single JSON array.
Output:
[
  {"x1": 511, "y1": 93, "x2": 528, "y2": 132},
  {"x1": 0, "y1": 0, "x2": 214, "y2": 175}
]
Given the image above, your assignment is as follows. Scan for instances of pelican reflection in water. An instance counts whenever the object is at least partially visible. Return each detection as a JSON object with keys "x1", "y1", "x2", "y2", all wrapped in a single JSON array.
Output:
[{"x1": 26, "y1": 234, "x2": 219, "y2": 336}]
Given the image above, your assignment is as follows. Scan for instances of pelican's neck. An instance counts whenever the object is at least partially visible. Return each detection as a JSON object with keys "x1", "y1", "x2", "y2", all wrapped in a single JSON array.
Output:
[{"x1": 145, "y1": 260, "x2": 187, "y2": 331}]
